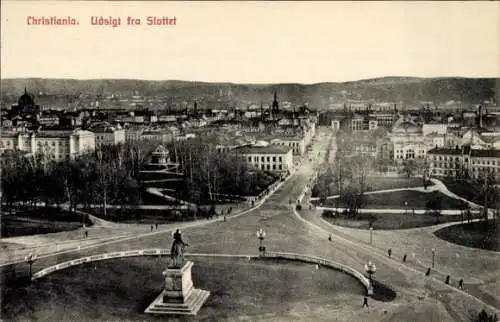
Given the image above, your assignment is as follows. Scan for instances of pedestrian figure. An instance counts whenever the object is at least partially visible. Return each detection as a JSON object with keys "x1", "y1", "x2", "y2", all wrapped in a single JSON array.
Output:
[
  {"x1": 328, "y1": 234, "x2": 332, "y2": 241},
  {"x1": 388, "y1": 248, "x2": 392, "y2": 257},
  {"x1": 403, "y1": 254, "x2": 407, "y2": 262},
  {"x1": 362, "y1": 297, "x2": 369, "y2": 308},
  {"x1": 85, "y1": 230, "x2": 88, "y2": 239},
  {"x1": 150, "y1": 225, "x2": 153, "y2": 232},
  {"x1": 224, "y1": 215, "x2": 227, "y2": 222},
  {"x1": 425, "y1": 267, "x2": 431, "y2": 276},
  {"x1": 458, "y1": 279, "x2": 463, "y2": 289},
  {"x1": 155, "y1": 223, "x2": 158, "y2": 230},
  {"x1": 445, "y1": 275, "x2": 450, "y2": 284}
]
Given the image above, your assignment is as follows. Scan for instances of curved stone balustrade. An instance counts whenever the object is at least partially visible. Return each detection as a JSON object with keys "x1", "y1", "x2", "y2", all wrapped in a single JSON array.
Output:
[
  {"x1": 31, "y1": 249, "x2": 372, "y2": 295},
  {"x1": 262, "y1": 251, "x2": 373, "y2": 295}
]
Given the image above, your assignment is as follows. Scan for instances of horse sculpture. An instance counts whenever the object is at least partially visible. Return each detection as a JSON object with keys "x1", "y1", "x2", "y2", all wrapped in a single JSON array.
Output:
[{"x1": 170, "y1": 229, "x2": 188, "y2": 268}]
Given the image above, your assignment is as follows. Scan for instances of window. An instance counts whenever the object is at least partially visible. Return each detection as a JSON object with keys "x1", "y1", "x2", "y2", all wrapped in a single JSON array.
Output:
[
  {"x1": 267, "y1": 164, "x2": 270, "y2": 170},
  {"x1": 248, "y1": 156, "x2": 251, "y2": 162},
  {"x1": 279, "y1": 156, "x2": 282, "y2": 162},
  {"x1": 279, "y1": 165, "x2": 282, "y2": 170},
  {"x1": 272, "y1": 164, "x2": 276, "y2": 170},
  {"x1": 273, "y1": 156, "x2": 276, "y2": 162},
  {"x1": 267, "y1": 156, "x2": 270, "y2": 162},
  {"x1": 261, "y1": 156, "x2": 264, "y2": 162}
]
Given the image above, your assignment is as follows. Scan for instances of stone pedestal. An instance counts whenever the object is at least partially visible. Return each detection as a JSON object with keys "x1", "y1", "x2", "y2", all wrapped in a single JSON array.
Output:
[{"x1": 144, "y1": 261, "x2": 210, "y2": 315}]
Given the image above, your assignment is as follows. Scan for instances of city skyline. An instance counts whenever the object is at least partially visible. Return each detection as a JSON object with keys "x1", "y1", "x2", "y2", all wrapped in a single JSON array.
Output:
[{"x1": 1, "y1": 1, "x2": 499, "y2": 83}]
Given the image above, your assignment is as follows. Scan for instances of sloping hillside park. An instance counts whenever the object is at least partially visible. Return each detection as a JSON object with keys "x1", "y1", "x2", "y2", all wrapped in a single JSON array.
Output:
[{"x1": 1, "y1": 207, "x2": 92, "y2": 238}]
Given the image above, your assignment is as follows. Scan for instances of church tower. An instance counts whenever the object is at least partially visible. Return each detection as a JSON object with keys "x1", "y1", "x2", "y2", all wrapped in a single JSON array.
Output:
[{"x1": 272, "y1": 91, "x2": 279, "y2": 112}]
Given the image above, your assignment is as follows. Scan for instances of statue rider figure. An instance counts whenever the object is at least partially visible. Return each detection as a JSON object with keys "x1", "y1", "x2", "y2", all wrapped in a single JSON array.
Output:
[{"x1": 170, "y1": 229, "x2": 188, "y2": 268}]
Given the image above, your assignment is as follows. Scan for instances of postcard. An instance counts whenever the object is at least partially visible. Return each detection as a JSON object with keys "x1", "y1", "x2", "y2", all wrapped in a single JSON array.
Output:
[{"x1": 1, "y1": 1, "x2": 499, "y2": 321}]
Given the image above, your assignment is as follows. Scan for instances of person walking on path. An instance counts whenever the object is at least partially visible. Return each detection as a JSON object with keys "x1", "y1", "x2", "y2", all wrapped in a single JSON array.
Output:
[
  {"x1": 150, "y1": 225, "x2": 154, "y2": 232},
  {"x1": 328, "y1": 234, "x2": 332, "y2": 241},
  {"x1": 458, "y1": 279, "x2": 464, "y2": 289},
  {"x1": 84, "y1": 230, "x2": 88, "y2": 239},
  {"x1": 362, "y1": 297, "x2": 369, "y2": 308},
  {"x1": 388, "y1": 248, "x2": 392, "y2": 257},
  {"x1": 155, "y1": 223, "x2": 158, "y2": 230}
]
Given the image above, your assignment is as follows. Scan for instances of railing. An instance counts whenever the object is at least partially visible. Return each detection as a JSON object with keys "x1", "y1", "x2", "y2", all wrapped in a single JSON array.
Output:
[{"x1": 261, "y1": 251, "x2": 373, "y2": 295}]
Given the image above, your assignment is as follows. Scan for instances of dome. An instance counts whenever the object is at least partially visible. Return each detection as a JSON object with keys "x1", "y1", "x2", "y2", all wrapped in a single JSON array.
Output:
[
  {"x1": 393, "y1": 121, "x2": 421, "y2": 134},
  {"x1": 18, "y1": 88, "x2": 35, "y2": 107},
  {"x1": 254, "y1": 140, "x2": 270, "y2": 147}
]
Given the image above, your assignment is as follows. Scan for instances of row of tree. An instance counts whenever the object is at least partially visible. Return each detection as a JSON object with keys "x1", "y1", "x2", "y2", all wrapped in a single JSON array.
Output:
[
  {"x1": 313, "y1": 151, "x2": 372, "y2": 216},
  {"x1": 1, "y1": 141, "x2": 151, "y2": 213},
  {"x1": 1, "y1": 137, "x2": 278, "y2": 213}
]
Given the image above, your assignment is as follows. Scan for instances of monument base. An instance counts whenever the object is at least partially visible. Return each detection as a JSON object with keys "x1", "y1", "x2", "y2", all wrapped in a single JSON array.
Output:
[{"x1": 144, "y1": 261, "x2": 210, "y2": 315}]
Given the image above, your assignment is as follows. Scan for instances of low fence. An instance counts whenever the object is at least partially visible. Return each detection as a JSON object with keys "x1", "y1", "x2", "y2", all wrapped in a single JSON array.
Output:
[{"x1": 262, "y1": 251, "x2": 372, "y2": 295}]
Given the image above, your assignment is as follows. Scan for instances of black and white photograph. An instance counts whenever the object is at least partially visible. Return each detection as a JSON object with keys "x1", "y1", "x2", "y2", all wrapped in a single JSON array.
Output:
[{"x1": 1, "y1": 1, "x2": 499, "y2": 321}]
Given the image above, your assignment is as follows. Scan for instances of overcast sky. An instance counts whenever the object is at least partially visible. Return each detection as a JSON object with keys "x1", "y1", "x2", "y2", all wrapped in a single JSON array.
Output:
[{"x1": 1, "y1": 1, "x2": 499, "y2": 83}]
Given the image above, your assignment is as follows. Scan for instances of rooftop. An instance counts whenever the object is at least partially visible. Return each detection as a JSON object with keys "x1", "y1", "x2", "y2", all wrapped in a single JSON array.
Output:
[
  {"x1": 232, "y1": 144, "x2": 292, "y2": 155},
  {"x1": 427, "y1": 147, "x2": 463, "y2": 155},
  {"x1": 470, "y1": 149, "x2": 500, "y2": 158}
]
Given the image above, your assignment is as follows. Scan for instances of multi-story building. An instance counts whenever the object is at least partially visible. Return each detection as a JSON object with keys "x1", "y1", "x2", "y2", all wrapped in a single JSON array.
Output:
[
  {"x1": 231, "y1": 142, "x2": 293, "y2": 174},
  {"x1": 124, "y1": 127, "x2": 144, "y2": 142},
  {"x1": 368, "y1": 113, "x2": 397, "y2": 128},
  {"x1": 270, "y1": 136, "x2": 306, "y2": 155},
  {"x1": 0, "y1": 129, "x2": 95, "y2": 160},
  {"x1": 89, "y1": 122, "x2": 125, "y2": 148},
  {"x1": 469, "y1": 149, "x2": 500, "y2": 179},
  {"x1": 140, "y1": 129, "x2": 174, "y2": 143},
  {"x1": 385, "y1": 118, "x2": 448, "y2": 162},
  {"x1": 427, "y1": 146, "x2": 500, "y2": 180}
]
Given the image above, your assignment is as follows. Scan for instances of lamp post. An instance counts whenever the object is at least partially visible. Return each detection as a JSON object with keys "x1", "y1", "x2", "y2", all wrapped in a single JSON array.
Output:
[
  {"x1": 431, "y1": 248, "x2": 436, "y2": 268},
  {"x1": 25, "y1": 253, "x2": 37, "y2": 279},
  {"x1": 369, "y1": 227, "x2": 373, "y2": 245},
  {"x1": 256, "y1": 228, "x2": 266, "y2": 255},
  {"x1": 364, "y1": 261, "x2": 377, "y2": 285}
]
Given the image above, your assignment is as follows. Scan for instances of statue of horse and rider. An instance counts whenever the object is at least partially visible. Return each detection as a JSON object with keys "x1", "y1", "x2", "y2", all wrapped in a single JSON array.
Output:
[{"x1": 170, "y1": 229, "x2": 189, "y2": 268}]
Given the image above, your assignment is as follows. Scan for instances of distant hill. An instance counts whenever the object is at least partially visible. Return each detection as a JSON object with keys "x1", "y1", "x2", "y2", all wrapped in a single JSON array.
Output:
[{"x1": 1, "y1": 77, "x2": 498, "y2": 109}]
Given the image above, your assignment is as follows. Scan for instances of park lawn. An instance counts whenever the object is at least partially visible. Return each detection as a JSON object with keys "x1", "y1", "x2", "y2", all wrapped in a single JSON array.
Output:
[
  {"x1": 363, "y1": 176, "x2": 431, "y2": 191},
  {"x1": 312, "y1": 176, "x2": 433, "y2": 197},
  {"x1": 83, "y1": 204, "x2": 238, "y2": 224},
  {"x1": 321, "y1": 211, "x2": 463, "y2": 230},
  {"x1": 83, "y1": 208, "x2": 194, "y2": 224},
  {"x1": 434, "y1": 220, "x2": 500, "y2": 252},
  {"x1": 1, "y1": 257, "x2": 365, "y2": 322},
  {"x1": 442, "y1": 179, "x2": 497, "y2": 208},
  {"x1": 1, "y1": 208, "x2": 92, "y2": 238},
  {"x1": 323, "y1": 191, "x2": 464, "y2": 210}
]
